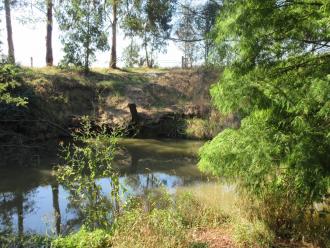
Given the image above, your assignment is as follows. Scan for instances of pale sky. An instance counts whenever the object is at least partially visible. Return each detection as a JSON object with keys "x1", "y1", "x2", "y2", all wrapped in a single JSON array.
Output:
[{"x1": 0, "y1": 7, "x2": 185, "y2": 68}]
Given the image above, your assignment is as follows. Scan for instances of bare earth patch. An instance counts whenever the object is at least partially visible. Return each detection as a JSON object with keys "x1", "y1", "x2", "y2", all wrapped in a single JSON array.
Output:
[{"x1": 190, "y1": 228, "x2": 236, "y2": 248}]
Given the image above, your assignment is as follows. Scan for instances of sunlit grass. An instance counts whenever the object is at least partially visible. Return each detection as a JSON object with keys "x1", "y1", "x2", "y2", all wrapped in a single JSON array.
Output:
[{"x1": 176, "y1": 182, "x2": 238, "y2": 215}]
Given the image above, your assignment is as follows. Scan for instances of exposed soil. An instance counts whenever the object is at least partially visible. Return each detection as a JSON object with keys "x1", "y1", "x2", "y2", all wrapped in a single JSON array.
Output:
[
  {"x1": 96, "y1": 68, "x2": 220, "y2": 127},
  {"x1": 1, "y1": 67, "x2": 227, "y2": 143},
  {"x1": 190, "y1": 227, "x2": 237, "y2": 248}
]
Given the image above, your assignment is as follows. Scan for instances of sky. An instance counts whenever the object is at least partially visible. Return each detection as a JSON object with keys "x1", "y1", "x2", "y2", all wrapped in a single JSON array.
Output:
[{"x1": 0, "y1": 6, "x2": 185, "y2": 68}]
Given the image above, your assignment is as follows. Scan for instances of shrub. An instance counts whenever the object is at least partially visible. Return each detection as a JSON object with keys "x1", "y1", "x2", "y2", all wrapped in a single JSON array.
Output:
[
  {"x1": 175, "y1": 192, "x2": 228, "y2": 228},
  {"x1": 52, "y1": 228, "x2": 111, "y2": 248},
  {"x1": 0, "y1": 63, "x2": 28, "y2": 106},
  {"x1": 232, "y1": 218, "x2": 275, "y2": 248},
  {"x1": 111, "y1": 208, "x2": 188, "y2": 248}
]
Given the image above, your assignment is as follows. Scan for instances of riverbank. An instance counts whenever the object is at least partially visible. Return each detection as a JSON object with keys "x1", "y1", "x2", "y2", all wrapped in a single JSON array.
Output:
[
  {"x1": 2, "y1": 183, "x2": 326, "y2": 248},
  {"x1": 0, "y1": 66, "x2": 238, "y2": 147}
]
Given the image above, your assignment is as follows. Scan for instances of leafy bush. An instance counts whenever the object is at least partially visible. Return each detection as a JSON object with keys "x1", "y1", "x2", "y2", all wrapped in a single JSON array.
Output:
[
  {"x1": 111, "y1": 208, "x2": 188, "y2": 248},
  {"x1": 185, "y1": 111, "x2": 238, "y2": 139},
  {"x1": 232, "y1": 218, "x2": 274, "y2": 248},
  {"x1": 0, "y1": 63, "x2": 28, "y2": 106},
  {"x1": 199, "y1": 0, "x2": 330, "y2": 242},
  {"x1": 175, "y1": 192, "x2": 228, "y2": 228},
  {"x1": 55, "y1": 117, "x2": 120, "y2": 230},
  {"x1": 0, "y1": 233, "x2": 52, "y2": 248},
  {"x1": 52, "y1": 228, "x2": 110, "y2": 248}
]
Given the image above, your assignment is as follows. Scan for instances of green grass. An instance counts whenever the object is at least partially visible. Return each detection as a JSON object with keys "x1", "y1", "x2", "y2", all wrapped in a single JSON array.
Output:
[
  {"x1": 3, "y1": 183, "x2": 326, "y2": 248},
  {"x1": 23, "y1": 66, "x2": 150, "y2": 89},
  {"x1": 52, "y1": 228, "x2": 111, "y2": 248},
  {"x1": 51, "y1": 183, "x2": 279, "y2": 248}
]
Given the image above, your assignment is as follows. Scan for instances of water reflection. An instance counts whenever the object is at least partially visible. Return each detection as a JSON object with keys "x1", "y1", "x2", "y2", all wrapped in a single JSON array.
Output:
[{"x1": 0, "y1": 138, "x2": 206, "y2": 235}]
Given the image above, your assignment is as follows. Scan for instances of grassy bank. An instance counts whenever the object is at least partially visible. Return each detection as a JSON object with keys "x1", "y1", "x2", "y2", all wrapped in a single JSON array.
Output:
[
  {"x1": 0, "y1": 183, "x2": 328, "y2": 248},
  {"x1": 1, "y1": 65, "x2": 232, "y2": 143},
  {"x1": 51, "y1": 183, "x2": 328, "y2": 248}
]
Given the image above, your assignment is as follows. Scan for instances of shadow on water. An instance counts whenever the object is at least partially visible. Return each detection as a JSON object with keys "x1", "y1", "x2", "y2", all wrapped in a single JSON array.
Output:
[{"x1": 0, "y1": 138, "x2": 208, "y2": 236}]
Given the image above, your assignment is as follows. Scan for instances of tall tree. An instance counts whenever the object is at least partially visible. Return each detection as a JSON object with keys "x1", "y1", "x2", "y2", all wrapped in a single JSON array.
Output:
[
  {"x1": 175, "y1": 2, "x2": 199, "y2": 68},
  {"x1": 45, "y1": 0, "x2": 53, "y2": 66},
  {"x1": 109, "y1": 0, "x2": 117, "y2": 68},
  {"x1": 122, "y1": 39, "x2": 139, "y2": 67},
  {"x1": 4, "y1": 0, "x2": 15, "y2": 63},
  {"x1": 123, "y1": 0, "x2": 176, "y2": 68},
  {"x1": 196, "y1": 0, "x2": 222, "y2": 64},
  {"x1": 14, "y1": 0, "x2": 55, "y2": 66},
  {"x1": 199, "y1": 0, "x2": 330, "y2": 223},
  {"x1": 57, "y1": 0, "x2": 108, "y2": 72}
]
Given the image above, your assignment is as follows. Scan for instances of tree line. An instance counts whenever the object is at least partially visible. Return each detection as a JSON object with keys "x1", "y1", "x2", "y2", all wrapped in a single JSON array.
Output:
[{"x1": 0, "y1": 0, "x2": 222, "y2": 72}]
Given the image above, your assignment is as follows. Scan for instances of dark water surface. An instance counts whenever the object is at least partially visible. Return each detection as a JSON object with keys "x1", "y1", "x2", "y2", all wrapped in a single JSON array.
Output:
[{"x1": 0, "y1": 138, "x2": 206, "y2": 235}]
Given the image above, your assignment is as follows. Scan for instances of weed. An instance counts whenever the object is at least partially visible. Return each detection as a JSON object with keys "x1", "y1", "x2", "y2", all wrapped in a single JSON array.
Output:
[{"x1": 52, "y1": 228, "x2": 111, "y2": 248}]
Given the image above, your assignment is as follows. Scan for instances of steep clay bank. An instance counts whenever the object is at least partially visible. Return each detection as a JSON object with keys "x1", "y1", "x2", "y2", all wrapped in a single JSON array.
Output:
[{"x1": 0, "y1": 67, "x2": 239, "y2": 144}]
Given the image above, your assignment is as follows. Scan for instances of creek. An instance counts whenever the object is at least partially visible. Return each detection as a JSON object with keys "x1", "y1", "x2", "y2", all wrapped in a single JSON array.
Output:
[{"x1": 0, "y1": 138, "x2": 208, "y2": 235}]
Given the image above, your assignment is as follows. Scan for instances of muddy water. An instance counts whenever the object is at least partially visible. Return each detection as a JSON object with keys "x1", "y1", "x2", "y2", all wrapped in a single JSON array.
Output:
[{"x1": 0, "y1": 138, "x2": 208, "y2": 235}]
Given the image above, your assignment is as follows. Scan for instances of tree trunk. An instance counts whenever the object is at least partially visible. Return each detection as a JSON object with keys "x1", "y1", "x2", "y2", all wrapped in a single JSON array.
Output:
[
  {"x1": 46, "y1": 0, "x2": 53, "y2": 66},
  {"x1": 52, "y1": 183, "x2": 61, "y2": 235},
  {"x1": 16, "y1": 191, "x2": 24, "y2": 237},
  {"x1": 84, "y1": 49, "x2": 90, "y2": 73},
  {"x1": 143, "y1": 33, "x2": 151, "y2": 68},
  {"x1": 128, "y1": 103, "x2": 139, "y2": 124},
  {"x1": 84, "y1": 3, "x2": 91, "y2": 73},
  {"x1": 110, "y1": 2, "x2": 117, "y2": 69},
  {"x1": 4, "y1": 0, "x2": 15, "y2": 64}
]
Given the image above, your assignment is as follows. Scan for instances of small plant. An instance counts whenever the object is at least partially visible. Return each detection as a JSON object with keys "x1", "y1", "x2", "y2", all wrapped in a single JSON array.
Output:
[
  {"x1": 232, "y1": 218, "x2": 275, "y2": 248},
  {"x1": 111, "y1": 193, "x2": 188, "y2": 248},
  {"x1": 0, "y1": 63, "x2": 28, "y2": 106},
  {"x1": 0, "y1": 233, "x2": 52, "y2": 248},
  {"x1": 52, "y1": 228, "x2": 111, "y2": 248},
  {"x1": 55, "y1": 116, "x2": 120, "y2": 230}
]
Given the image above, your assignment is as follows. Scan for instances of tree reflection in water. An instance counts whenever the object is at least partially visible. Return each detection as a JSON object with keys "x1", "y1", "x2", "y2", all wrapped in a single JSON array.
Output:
[{"x1": 0, "y1": 138, "x2": 207, "y2": 236}]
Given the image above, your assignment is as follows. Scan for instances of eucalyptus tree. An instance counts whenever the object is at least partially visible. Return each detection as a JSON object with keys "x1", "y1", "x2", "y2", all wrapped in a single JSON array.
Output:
[
  {"x1": 122, "y1": 39, "x2": 139, "y2": 67},
  {"x1": 173, "y1": 0, "x2": 222, "y2": 66},
  {"x1": 45, "y1": 0, "x2": 53, "y2": 66},
  {"x1": 3, "y1": 0, "x2": 15, "y2": 63},
  {"x1": 199, "y1": 0, "x2": 330, "y2": 222},
  {"x1": 195, "y1": 0, "x2": 222, "y2": 64},
  {"x1": 175, "y1": 1, "x2": 199, "y2": 68},
  {"x1": 122, "y1": 0, "x2": 176, "y2": 68},
  {"x1": 57, "y1": 0, "x2": 109, "y2": 72},
  {"x1": 109, "y1": 0, "x2": 118, "y2": 69},
  {"x1": 34, "y1": 0, "x2": 54, "y2": 66},
  {"x1": 24, "y1": 0, "x2": 54, "y2": 66},
  {"x1": 1, "y1": 0, "x2": 32, "y2": 64}
]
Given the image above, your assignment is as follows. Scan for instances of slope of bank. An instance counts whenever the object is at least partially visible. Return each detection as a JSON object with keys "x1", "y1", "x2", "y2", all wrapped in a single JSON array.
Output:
[{"x1": 0, "y1": 66, "x2": 238, "y2": 144}]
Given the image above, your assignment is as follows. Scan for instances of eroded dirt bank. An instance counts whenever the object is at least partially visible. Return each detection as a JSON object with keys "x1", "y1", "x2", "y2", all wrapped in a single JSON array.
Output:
[{"x1": 0, "y1": 67, "x2": 239, "y2": 144}]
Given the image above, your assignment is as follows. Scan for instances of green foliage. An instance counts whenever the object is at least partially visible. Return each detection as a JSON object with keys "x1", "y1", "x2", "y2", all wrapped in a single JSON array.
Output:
[
  {"x1": 55, "y1": 117, "x2": 120, "y2": 230},
  {"x1": 232, "y1": 218, "x2": 275, "y2": 248},
  {"x1": 175, "y1": 192, "x2": 228, "y2": 228},
  {"x1": 122, "y1": 40, "x2": 140, "y2": 67},
  {"x1": 175, "y1": 2, "x2": 199, "y2": 67},
  {"x1": 56, "y1": 0, "x2": 109, "y2": 71},
  {"x1": 0, "y1": 63, "x2": 28, "y2": 106},
  {"x1": 111, "y1": 193, "x2": 188, "y2": 248},
  {"x1": 0, "y1": 233, "x2": 52, "y2": 248},
  {"x1": 53, "y1": 183, "x2": 322, "y2": 248},
  {"x1": 196, "y1": 0, "x2": 222, "y2": 64},
  {"x1": 185, "y1": 112, "x2": 236, "y2": 139},
  {"x1": 52, "y1": 228, "x2": 110, "y2": 248},
  {"x1": 122, "y1": 0, "x2": 176, "y2": 67},
  {"x1": 199, "y1": 0, "x2": 330, "y2": 234}
]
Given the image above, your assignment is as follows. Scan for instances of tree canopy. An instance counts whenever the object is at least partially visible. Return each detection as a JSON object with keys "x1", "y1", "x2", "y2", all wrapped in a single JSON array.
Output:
[
  {"x1": 199, "y1": 0, "x2": 330, "y2": 206},
  {"x1": 57, "y1": 0, "x2": 109, "y2": 71},
  {"x1": 122, "y1": 0, "x2": 176, "y2": 67}
]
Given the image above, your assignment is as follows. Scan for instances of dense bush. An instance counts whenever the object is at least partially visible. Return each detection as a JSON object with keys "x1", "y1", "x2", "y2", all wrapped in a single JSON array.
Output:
[
  {"x1": 0, "y1": 63, "x2": 28, "y2": 106},
  {"x1": 199, "y1": 0, "x2": 330, "y2": 242}
]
